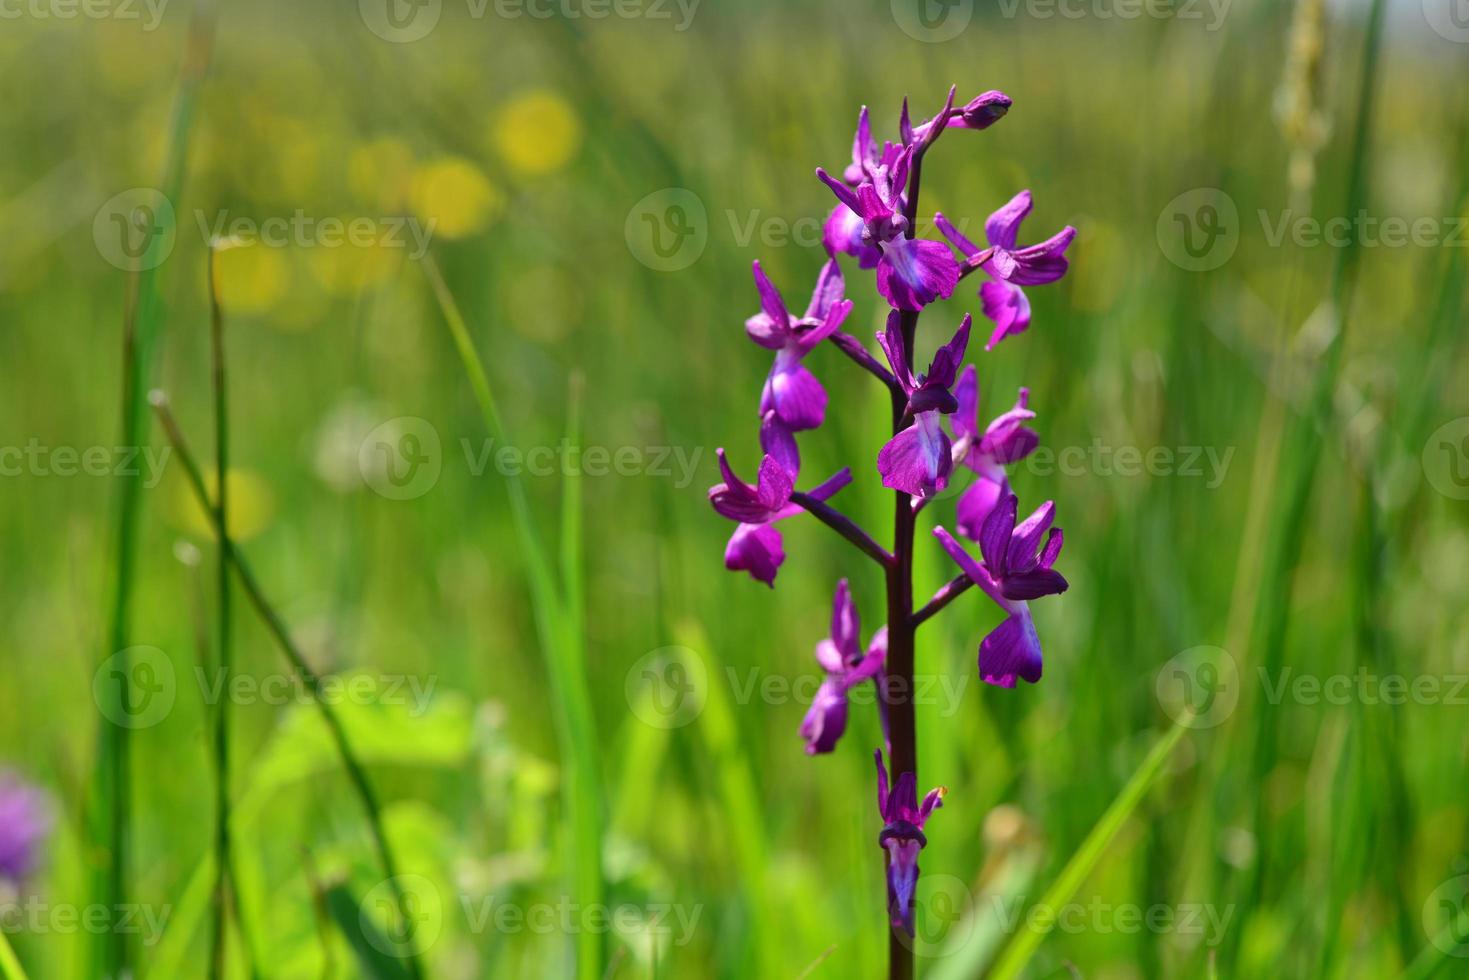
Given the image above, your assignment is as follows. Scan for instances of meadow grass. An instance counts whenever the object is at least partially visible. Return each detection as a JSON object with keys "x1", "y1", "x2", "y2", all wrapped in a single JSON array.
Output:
[{"x1": 2, "y1": 1, "x2": 1466, "y2": 977}]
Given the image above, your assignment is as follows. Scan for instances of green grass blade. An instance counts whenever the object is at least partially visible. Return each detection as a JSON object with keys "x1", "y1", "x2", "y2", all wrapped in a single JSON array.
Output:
[
  {"x1": 988, "y1": 720, "x2": 1191, "y2": 980},
  {"x1": 88, "y1": 10, "x2": 215, "y2": 979},
  {"x1": 0, "y1": 929, "x2": 30, "y2": 980},
  {"x1": 150, "y1": 394, "x2": 426, "y2": 980},
  {"x1": 206, "y1": 242, "x2": 234, "y2": 980},
  {"x1": 420, "y1": 255, "x2": 604, "y2": 979},
  {"x1": 1243, "y1": 0, "x2": 1388, "y2": 916}
]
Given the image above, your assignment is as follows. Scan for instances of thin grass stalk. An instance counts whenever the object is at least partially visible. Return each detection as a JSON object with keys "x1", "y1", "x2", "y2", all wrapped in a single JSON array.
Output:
[
  {"x1": 419, "y1": 254, "x2": 604, "y2": 979},
  {"x1": 1244, "y1": 0, "x2": 1387, "y2": 913},
  {"x1": 149, "y1": 393, "x2": 425, "y2": 980},
  {"x1": 207, "y1": 244, "x2": 233, "y2": 980},
  {"x1": 88, "y1": 8, "x2": 214, "y2": 978}
]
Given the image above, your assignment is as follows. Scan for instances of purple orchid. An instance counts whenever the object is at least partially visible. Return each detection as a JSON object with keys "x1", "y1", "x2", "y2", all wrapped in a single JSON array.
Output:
[
  {"x1": 950, "y1": 366, "x2": 1039, "y2": 538},
  {"x1": 710, "y1": 86, "x2": 1078, "y2": 971},
  {"x1": 745, "y1": 259, "x2": 854, "y2": 435},
  {"x1": 817, "y1": 144, "x2": 960, "y2": 312},
  {"x1": 800, "y1": 580, "x2": 887, "y2": 754},
  {"x1": 711, "y1": 449, "x2": 852, "y2": 587},
  {"x1": 0, "y1": 771, "x2": 52, "y2": 883},
  {"x1": 935, "y1": 191, "x2": 1075, "y2": 350},
  {"x1": 934, "y1": 494, "x2": 1068, "y2": 687},
  {"x1": 875, "y1": 313, "x2": 971, "y2": 498},
  {"x1": 876, "y1": 750, "x2": 945, "y2": 935}
]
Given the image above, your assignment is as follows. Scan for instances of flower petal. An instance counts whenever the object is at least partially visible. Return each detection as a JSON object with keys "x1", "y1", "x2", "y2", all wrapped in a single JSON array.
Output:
[
  {"x1": 816, "y1": 166, "x2": 864, "y2": 216},
  {"x1": 933, "y1": 525, "x2": 987, "y2": 585},
  {"x1": 829, "y1": 579, "x2": 860, "y2": 662},
  {"x1": 1006, "y1": 500, "x2": 1055, "y2": 573},
  {"x1": 978, "y1": 610, "x2": 1044, "y2": 687},
  {"x1": 979, "y1": 492, "x2": 1018, "y2": 574},
  {"x1": 985, "y1": 190, "x2": 1033, "y2": 251},
  {"x1": 878, "y1": 412, "x2": 952, "y2": 497},
  {"x1": 924, "y1": 313, "x2": 971, "y2": 391},
  {"x1": 803, "y1": 258, "x2": 847, "y2": 323},
  {"x1": 1001, "y1": 567, "x2": 1069, "y2": 601},
  {"x1": 800, "y1": 678, "x2": 849, "y2": 754},
  {"x1": 877, "y1": 238, "x2": 961, "y2": 312},
  {"x1": 845, "y1": 105, "x2": 876, "y2": 185},
  {"x1": 724, "y1": 523, "x2": 785, "y2": 586},
  {"x1": 934, "y1": 211, "x2": 982, "y2": 260},
  {"x1": 979, "y1": 279, "x2": 1032, "y2": 350},
  {"x1": 1008, "y1": 226, "x2": 1076, "y2": 285},
  {"x1": 952, "y1": 364, "x2": 980, "y2": 440},
  {"x1": 956, "y1": 477, "x2": 1005, "y2": 541},
  {"x1": 762, "y1": 356, "x2": 828, "y2": 432},
  {"x1": 759, "y1": 411, "x2": 800, "y2": 479},
  {"x1": 755, "y1": 454, "x2": 794, "y2": 511},
  {"x1": 823, "y1": 205, "x2": 881, "y2": 269}
]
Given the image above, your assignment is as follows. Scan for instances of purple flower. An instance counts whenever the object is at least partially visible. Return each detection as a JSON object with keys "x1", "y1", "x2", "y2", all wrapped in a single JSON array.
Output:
[
  {"x1": 817, "y1": 145, "x2": 960, "y2": 312},
  {"x1": 875, "y1": 751, "x2": 945, "y2": 935},
  {"x1": 800, "y1": 580, "x2": 887, "y2": 754},
  {"x1": 935, "y1": 191, "x2": 1075, "y2": 350},
  {"x1": 933, "y1": 494, "x2": 1067, "y2": 686},
  {"x1": 874, "y1": 313, "x2": 971, "y2": 498},
  {"x1": 821, "y1": 107, "x2": 885, "y2": 270},
  {"x1": 711, "y1": 450, "x2": 853, "y2": 587},
  {"x1": 950, "y1": 366, "x2": 1039, "y2": 538},
  {"x1": 746, "y1": 259, "x2": 854, "y2": 433},
  {"x1": 951, "y1": 90, "x2": 1013, "y2": 131},
  {"x1": 0, "y1": 772, "x2": 52, "y2": 883},
  {"x1": 823, "y1": 203, "x2": 881, "y2": 270},
  {"x1": 907, "y1": 89, "x2": 1012, "y2": 144}
]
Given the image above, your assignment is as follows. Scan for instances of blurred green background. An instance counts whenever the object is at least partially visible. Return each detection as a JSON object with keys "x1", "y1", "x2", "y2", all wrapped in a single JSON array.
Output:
[{"x1": 2, "y1": 0, "x2": 1468, "y2": 976}]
